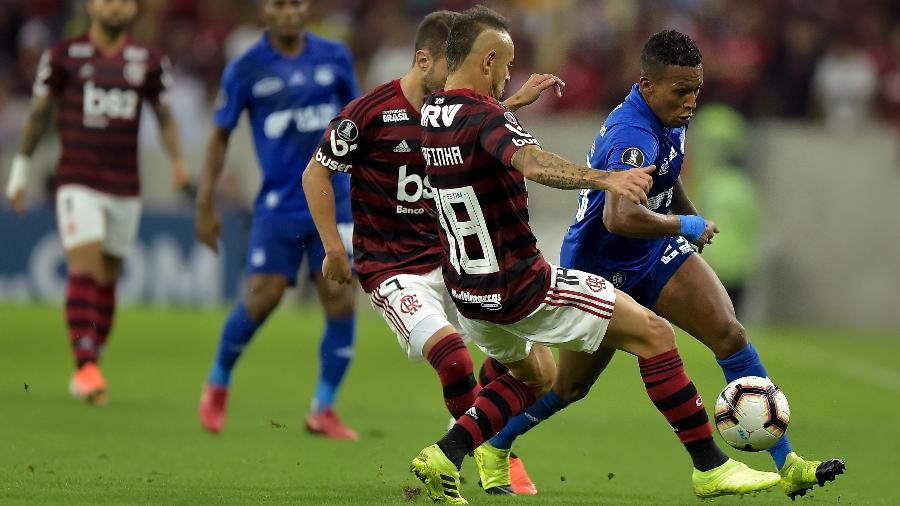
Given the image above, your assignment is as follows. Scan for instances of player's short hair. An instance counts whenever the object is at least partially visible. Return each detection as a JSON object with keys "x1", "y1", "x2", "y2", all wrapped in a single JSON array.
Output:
[
  {"x1": 445, "y1": 4, "x2": 510, "y2": 73},
  {"x1": 640, "y1": 30, "x2": 702, "y2": 77},
  {"x1": 414, "y1": 11, "x2": 457, "y2": 59}
]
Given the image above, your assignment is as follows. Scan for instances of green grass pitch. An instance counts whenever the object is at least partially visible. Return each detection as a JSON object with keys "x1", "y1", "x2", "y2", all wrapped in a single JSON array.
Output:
[{"x1": 1, "y1": 303, "x2": 898, "y2": 504}]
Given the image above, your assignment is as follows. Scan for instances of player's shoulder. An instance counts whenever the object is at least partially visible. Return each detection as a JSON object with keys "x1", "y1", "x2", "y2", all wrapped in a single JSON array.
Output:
[
  {"x1": 122, "y1": 41, "x2": 166, "y2": 66},
  {"x1": 49, "y1": 33, "x2": 92, "y2": 60},
  {"x1": 341, "y1": 80, "x2": 398, "y2": 124},
  {"x1": 600, "y1": 105, "x2": 657, "y2": 146},
  {"x1": 305, "y1": 33, "x2": 352, "y2": 59}
]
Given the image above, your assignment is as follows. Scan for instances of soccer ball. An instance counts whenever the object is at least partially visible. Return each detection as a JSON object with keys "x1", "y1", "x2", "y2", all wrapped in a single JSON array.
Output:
[{"x1": 714, "y1": 376, "x2": 790, "y2": 451}]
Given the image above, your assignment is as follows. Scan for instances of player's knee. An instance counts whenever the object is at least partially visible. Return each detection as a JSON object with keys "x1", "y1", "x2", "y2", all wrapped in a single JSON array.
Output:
[
  {"x1": 715, "y1": 319, "x2": 747, "y2": 357},
  {"x1": 244, "y1": 287, "x2": 282, "y2": 321},
  {"x1": 554, "y1": 381, "x2": 593, "y2": 404},
  {"x1": 645, "y1": 313, "x2": 677, "y2": 355}
]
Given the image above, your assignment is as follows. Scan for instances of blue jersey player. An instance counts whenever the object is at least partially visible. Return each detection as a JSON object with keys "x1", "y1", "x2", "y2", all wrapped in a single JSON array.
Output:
[
  {"x1": 487, "y1": 30, "x2": 844, "y2": 499},
  {"x1": 195, "y1": 0, "x2": 359, "y2": 440}
]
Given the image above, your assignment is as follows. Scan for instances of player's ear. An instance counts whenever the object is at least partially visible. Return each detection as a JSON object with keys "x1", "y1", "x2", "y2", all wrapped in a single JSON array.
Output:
[
  {"x1": 483, "y1": 50, "x2": 497, "y2": 76},
  {"x1": 415, "y1": 49, "x2": 431, "y2": 71},
  {"x1": 639, "y1": 74, "x2": 653, "y2": 94}
]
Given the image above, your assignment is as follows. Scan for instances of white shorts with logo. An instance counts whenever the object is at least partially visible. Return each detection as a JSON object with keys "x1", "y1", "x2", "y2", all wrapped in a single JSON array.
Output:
[
  {"x1": 56, "y1": 184, "x2": 142, "y2": 258},
  {"x1": 369, "y1": 267, "x2": 461, "y2": 361},
  {"x1": 457, "y1": 265, "x2": 617, "y2": 364}
]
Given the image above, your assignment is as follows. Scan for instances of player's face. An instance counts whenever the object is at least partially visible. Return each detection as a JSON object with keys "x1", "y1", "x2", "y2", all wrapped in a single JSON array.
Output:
[
  {"x1": 489, "y1": 34, "x2": 514, "y2": 100},
  {"x1": 641, "y1": 64, "x2": 703, "y2": 128},
  {"x1": 87, "y1": 0, "x2": 139, "y2": 33},
  {"x1": 263, "y1": 0, "x2": 311, "y2": 36},
  {"x1": 423, "y1": 53, "x2": 449, "y2": 93}
]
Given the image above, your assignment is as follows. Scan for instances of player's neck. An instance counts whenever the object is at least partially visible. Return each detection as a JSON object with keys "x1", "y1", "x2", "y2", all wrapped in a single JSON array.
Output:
[
  {"x1": 267, "y1": 31, "x2": 306, "y2": 58},
  {"x1": 89, "y1": 25, "x2": 128, "y2": 55},
  {"x1": 399, "y1": 71, "x2": 427, "y2": 110},
  {"x1": 444, "y1": 71, "x2": 490, "y2": 98}
]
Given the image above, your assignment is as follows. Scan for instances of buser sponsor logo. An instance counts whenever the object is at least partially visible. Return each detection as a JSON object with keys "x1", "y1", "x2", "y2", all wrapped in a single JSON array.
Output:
[
  {"x1": 82, "y1": 82, "x2": 138, "y2": 126},
  {"x1": 315, "y1": 148, "x2": 352, "y2": 172}
]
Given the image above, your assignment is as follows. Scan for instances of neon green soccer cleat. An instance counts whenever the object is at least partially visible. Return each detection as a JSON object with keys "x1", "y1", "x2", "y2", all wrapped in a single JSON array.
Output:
[
  {"x1": 410, "y1": 444, "x2": 467, "y2": 504},
  {"x1": 473, "y1": 442, "x2": 515, "y2": 495},
  {"x1": 780, "y1": 452, "x2": 846, "y2": 500},
  {"x1": 692, "y1": 459, "x2": 781, "y2": 498}
]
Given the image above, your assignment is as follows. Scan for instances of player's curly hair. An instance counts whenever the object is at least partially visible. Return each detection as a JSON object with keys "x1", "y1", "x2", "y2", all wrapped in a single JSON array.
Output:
[
  {"x1": 640, "y1": 30, "x2": 702, "y2": 76},
  {"x1": 415, "y1": 11, "x2": 457, "y2": 59},
  {"x1": 445, "y1": 5, "x2": 510, "y2": 73}
]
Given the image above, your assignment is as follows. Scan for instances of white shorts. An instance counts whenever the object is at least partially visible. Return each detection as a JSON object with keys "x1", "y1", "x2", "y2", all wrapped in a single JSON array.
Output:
[
  {"x1": 369, "y1": 267, "x2": 461, "y2": 361},
  {"x1": 55, "y1": 184, "x2": 141, "y2": 258},
  {"x1": 458, "y1": 265, "x2": 617, "y2": 363}
]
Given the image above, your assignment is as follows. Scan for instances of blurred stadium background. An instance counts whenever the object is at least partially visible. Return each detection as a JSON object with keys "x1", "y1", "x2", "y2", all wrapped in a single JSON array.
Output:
[{"x1": 1, "y1": 1, "x2": 899, "y2": 504}]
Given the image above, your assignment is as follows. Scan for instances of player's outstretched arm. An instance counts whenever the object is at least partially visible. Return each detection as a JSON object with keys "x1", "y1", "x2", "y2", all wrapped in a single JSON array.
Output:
[
  {"x1": 603, "y1": 183, "x2": 718, "y2": 250},
  {"x1": 151, "y1": 101, "x2": 190, "y2": 190},
  {"x1": 302, "y1": 160, "x2": 352, "y2": 284},
  {"x1": 5, "y1": 94, "x2": 55, "y2": 214},
  {"x1": 510, "y1": 145, "x2": 654, "y2": 205},
  {"x1": 195, "y1": 127, "x2": 231, "y2": 253},
  {"x1": 502, "y1": 73, "x2": 565, "y2": 112}
]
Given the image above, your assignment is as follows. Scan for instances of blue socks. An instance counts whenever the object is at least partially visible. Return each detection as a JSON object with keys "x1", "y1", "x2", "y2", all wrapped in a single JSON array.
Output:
[
  {"x1": 312, "y1": 316, "x2": 355, "y2": 412},
  {"x1": 488, "y1": 389, "x2": 569, "y2": 450},
  {"x1": 717, "y1": 342, "x2": 792, "y2": 470},
  {"x1": 209, "y1": 303, "x2": 261, "y2": 387}
]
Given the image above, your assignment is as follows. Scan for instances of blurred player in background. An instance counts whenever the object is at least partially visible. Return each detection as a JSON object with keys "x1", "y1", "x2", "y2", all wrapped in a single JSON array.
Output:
[
  {"x1": 527, "y1": 29, "x2": 840, "y2": 498},
  {"x1": 4, "y1": 0, "x2": 189, "y2": 405},
  {"x1": 407, "y1": 7, "x2": 782, "y2": 504},
  {"x1": 195, "y1": 0, "x2": 359, "y2": 439},
  {"x1": 303, "y1": 10, "x2": 565, "y2": 495}
]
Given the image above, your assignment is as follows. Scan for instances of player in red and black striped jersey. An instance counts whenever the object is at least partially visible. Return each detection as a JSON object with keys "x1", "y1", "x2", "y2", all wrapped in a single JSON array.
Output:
[
  {"x1": 304, "y1": 10, "x2": 565, "y2": 496},
  {"x1": 4, "y1": 0, "x2": 189, "y2": 404},
  {"x1": 409, "y1": 6, "x2": 781, "y2": 504}
]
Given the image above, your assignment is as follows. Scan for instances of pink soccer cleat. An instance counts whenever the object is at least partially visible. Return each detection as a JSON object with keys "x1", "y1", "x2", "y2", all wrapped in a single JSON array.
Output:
[
  {"x1": 69, "y1": 362, "x2": 108, "y2": 405},
  {"x1": 198, "y1": 384, "x2": 229, "y2": 434},
  {"x1": 510, "y1": 454, "x2": 538, "y2": 495},
  {"x1": 305, "y1": 407, "x2": 358, "y2": 440}
]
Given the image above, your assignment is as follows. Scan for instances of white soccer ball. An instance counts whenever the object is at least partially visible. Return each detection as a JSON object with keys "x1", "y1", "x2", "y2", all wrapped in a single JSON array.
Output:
[{"x1": 714, "y1": 376, "x2": 790, "y2": 451}]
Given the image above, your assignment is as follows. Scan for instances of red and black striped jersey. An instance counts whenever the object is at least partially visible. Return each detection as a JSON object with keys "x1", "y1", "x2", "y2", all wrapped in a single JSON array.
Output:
[
  {"x1": 314, "y1": 80, "x2": 442, "y2": 292},
  {"x1": 35, "y1": 34, "x2": 170, "y2": 196},
  {"x1": 422, "y1": 88, "x2": 551, "y2": 324}
]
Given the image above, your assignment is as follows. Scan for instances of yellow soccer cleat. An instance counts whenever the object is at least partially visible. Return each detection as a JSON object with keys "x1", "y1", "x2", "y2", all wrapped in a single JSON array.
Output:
[
  {"x1": 692, "y1": 459, "x2": 781, "y2": 498},
  {"x1": 473, "y1": 442, "x2": 515, "y2": 495},
  {"x1": 410, "y1": 444, "x2": 467, "y2": 504},
  {"x1": 779, "y1": 452, "x2": 845, "y2": 500}
]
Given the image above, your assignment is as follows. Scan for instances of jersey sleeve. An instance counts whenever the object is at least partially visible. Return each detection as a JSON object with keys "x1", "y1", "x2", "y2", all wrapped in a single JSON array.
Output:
[
  {"x1": 212, "y1": 62, "x2": 249, "y2": 130},
  {"x1": 336, "y1": 45, "x2": 360, "y2": 106},
  {"x1": 313, "y1": 102, "x2": 366, "y2": 174},
  {"x1": 143, "y1": 53, "x2": 173, "y2": 104},
  {"x1": 477, "y1": 107, "x2": 540, "y2": 166},
  {"x1": 32, "y1": 46, "x2": 66, "y2": 98},
  {"x1": 591, "y1": 124, "x2": 658, "y2": 171}
]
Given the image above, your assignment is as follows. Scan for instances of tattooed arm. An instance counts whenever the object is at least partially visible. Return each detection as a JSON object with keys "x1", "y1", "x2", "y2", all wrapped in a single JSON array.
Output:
[{"x1": 510, "y1": 145, "x2": 655, "y2": 205}]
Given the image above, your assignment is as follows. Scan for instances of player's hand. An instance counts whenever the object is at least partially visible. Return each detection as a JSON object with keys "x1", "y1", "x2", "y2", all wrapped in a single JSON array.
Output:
[
  {"x1": 322, "y1": 250, "x2": 353, "y2": 284},
  {"x1": 504, "y1": 73, "x2": 566, "y2": 111},
  {"x1": 607, "y1": 165, "x2": 655, "y2": 205},
  {"x1": 195, "y1": 203, "x2": 221, "y2": 254},
  {"x1": 6, "y1": 187, "x2": 26, "y2": 214},
  {"x1": 693, "y1": 220, "x2": 719, "y2": 253},
  {"x1": 6, "y1": 155, "x2": 29, "y2": 214},
  {"x1": 172, "y1": 159, "x2": 190, "y2": 189}
]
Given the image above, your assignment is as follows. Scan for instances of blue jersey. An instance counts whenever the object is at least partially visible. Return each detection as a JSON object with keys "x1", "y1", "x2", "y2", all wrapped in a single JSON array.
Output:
[
  {"x1": 561, "y1": 84, "x2": 687, "y2": 284},
  {"x1": 214, "y1": 33, "x2": 359, "y2": 218}
]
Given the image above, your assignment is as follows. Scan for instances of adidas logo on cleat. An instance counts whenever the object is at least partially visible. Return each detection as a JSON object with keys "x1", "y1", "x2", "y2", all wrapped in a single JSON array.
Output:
[{"x1": 394, "y1": 140, "x2": 411, "y2": 153}]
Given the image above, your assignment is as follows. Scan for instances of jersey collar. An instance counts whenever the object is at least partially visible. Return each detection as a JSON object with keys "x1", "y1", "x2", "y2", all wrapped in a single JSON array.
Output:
[{"x1": 625, "y1": 83, "x2": 667, "y2": 134}]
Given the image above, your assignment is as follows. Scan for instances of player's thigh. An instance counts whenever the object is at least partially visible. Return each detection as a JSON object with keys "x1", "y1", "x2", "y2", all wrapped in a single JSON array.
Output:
[
  {"x1": 56, "y1": 185, "x2": 105, "y2": 273},
  {"x1": 369, "y1": 271, "x2": 456, "y2": 361},
  {"x1": 653, "y1": 253, "x2": 745, "y2": 358},
  {"x1": 602, "y1": 288, "x2": 676, "y2": 359},
  {"x1": 243, "y1": 273, "x2": 290, "y2": 320},
  {"x1": 554, "y1": 346, "x2": 616, "y2": 403}
]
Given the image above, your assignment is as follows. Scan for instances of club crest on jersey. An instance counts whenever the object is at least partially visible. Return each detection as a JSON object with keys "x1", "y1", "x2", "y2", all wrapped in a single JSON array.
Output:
[
  {"x1": 314, "y1": 66, "x2": 335, "y2": 86},
  {"x1": 610, "y1": 272, "x2": 626, "y2": 287},
  {"x1": 504, "y1": 111, "x2": 518, "y2": 124},
  {"x1": 79, "y1": 63, "x2": 94, "y2": 79},
  {"x1": 585, "y1": 276, "x2": 607, "y2": 293},
  {"x1": 336, "y1": 119, "x2": 359, "y2": 141},
  {"x1": 123, "y1": 62, "x2": 146, "y2": 86},
  {"x1": 123, "y1": 46, "x2": 148, "y2": 62},
  {"x1": 621, "y1": 147, "x2": 645, "y2": 167}
]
